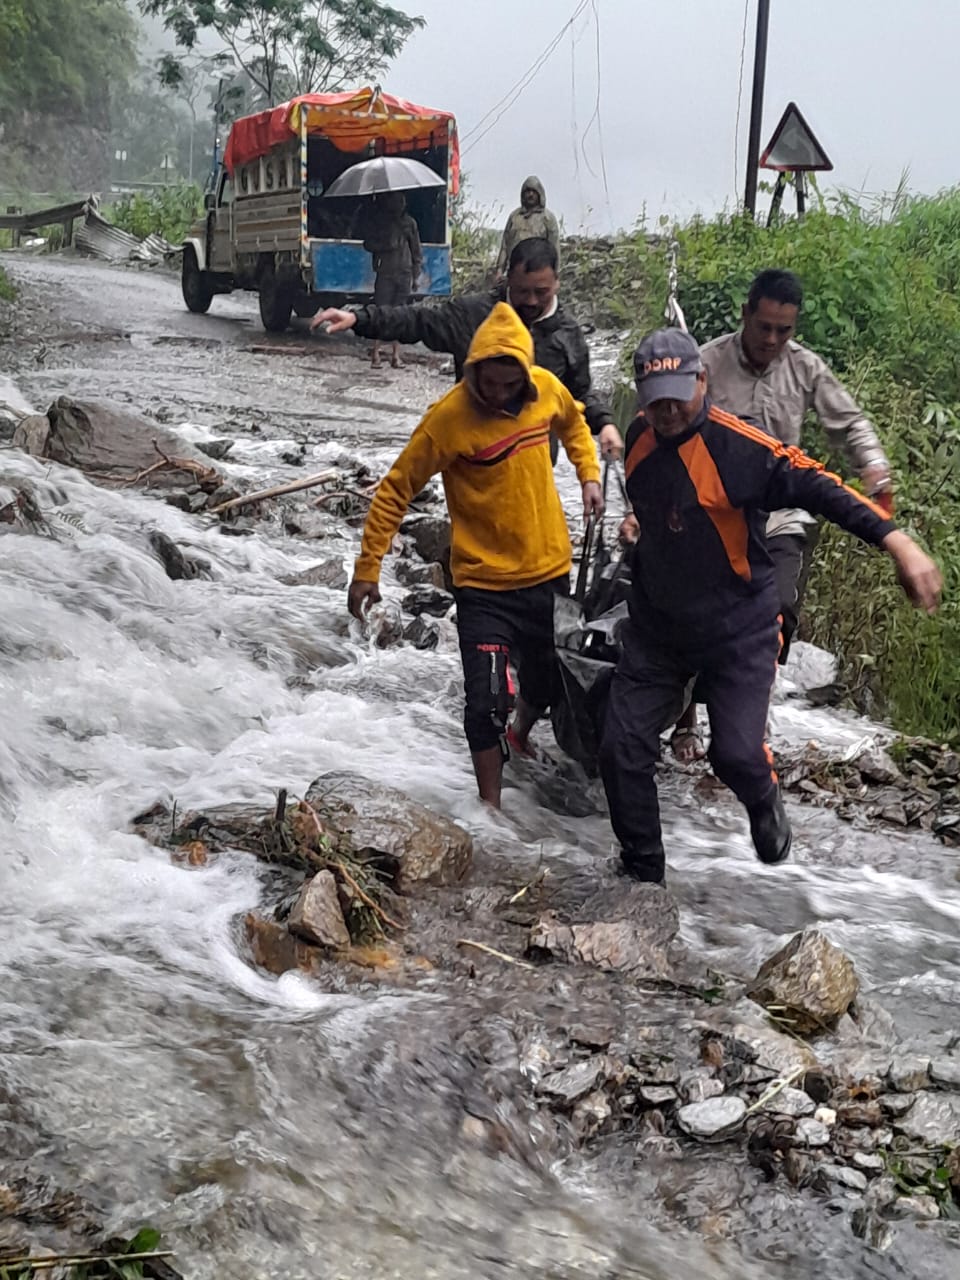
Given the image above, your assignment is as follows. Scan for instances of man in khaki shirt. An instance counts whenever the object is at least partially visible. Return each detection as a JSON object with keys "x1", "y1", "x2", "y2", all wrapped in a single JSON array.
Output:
[{"x1": 671, "y1": 268, "x2": 895, "y2": 760}]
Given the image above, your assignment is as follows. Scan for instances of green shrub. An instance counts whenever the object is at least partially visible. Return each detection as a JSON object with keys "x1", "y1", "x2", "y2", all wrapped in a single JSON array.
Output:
[
  {"x1": 107, "y1": 184, "x2": 203, "y2": 245},
  {"x1": 0, "y1": 265, "x2": 14, "y2": 302}
]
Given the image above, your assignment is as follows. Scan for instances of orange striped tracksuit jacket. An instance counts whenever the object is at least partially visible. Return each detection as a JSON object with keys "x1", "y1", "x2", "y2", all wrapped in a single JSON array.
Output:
[{"x1": 622, "y1": 400, "x2": 896, "y2": 639}]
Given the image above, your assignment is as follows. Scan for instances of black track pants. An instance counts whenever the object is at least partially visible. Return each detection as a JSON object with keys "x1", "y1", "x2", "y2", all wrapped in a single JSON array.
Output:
[{"x1": 599, "y1": 611, "x2": 781, "y2": 854}]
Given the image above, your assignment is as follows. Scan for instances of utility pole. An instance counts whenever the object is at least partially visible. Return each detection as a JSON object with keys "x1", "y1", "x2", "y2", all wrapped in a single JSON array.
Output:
[{"x1": 743, "y1": 0, "x2": 771, "y2": 217}]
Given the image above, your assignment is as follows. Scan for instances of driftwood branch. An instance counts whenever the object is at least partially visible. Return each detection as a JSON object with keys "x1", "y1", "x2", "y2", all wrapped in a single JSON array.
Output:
[
  {"x1": 208, "y1": 469, "x2": 338, "y2": 515},
  {"x1": 456, "y1": 939, "x2": 535, "y2": 969}
]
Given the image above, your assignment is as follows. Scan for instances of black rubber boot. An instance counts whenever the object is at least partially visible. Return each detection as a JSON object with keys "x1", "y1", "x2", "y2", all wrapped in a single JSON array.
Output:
[
  {"x1": 748, "y1": 789, "x2": 792, "y2": 865},
  {"x1": 619, "y1": 842, "x2": 666, "y2": 885}
]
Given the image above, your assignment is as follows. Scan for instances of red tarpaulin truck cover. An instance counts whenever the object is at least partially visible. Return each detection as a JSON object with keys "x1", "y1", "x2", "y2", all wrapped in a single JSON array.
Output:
[{"x1": 223, "y1": 87, "x2": 459, "y2": 192}]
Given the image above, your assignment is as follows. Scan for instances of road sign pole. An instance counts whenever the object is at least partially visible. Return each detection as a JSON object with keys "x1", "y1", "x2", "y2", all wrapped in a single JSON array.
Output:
[
  {"x1": 796, "y1": 171, "x2": 806, "y2": 218},
  {"x1": 743, "y1": 0, "x2": 771, "y2": 217}
]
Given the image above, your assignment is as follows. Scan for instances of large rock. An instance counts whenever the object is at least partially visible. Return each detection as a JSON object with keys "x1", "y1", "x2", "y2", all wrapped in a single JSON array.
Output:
[
  {"x1": 528, "y1": 909, "x2": 672, "y2": 979},
  {"x1": 280, "y1": 559, "x2": 348, "y2": 589},
  {"x1": 305, "y1": 772, "x2": 472, "y2": 891},
  {"x1": 244, "y1": 912, "x2": 325, "y2": 978},
  {"x1": 288, "y1": 870, "x2": 351, "y2": 949},
  {"x1": 148, "y1": 530, "x2": 210, "y2": 581},
  {"x1": 893, "y1": 1090, "x2": 960, "y2": 1145},
  {"x1": 677, "y1": 1096, "x2": 746, "y2": 1137},
  {"x1": 748, "y1": 930, "x2": 859, "y2": 1035},
  {"x1": 11, "y1": 413, "x2": 50, "y2": 456},
  {"x1": 400, "y1": 514, "x2": 452, "y2": 589},
  {"x1": 38, "y1": 397, "x2": 222, "y2": 490}
]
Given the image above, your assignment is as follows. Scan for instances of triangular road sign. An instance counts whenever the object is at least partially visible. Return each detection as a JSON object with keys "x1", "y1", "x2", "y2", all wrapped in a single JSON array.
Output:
[{"x1": 760, "y1": 102, "x2": 833, "y2": 172}]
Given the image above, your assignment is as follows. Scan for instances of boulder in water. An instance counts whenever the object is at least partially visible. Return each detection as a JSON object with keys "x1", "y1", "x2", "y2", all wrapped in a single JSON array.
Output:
[
  {"x1": 11, "y1": 413, "x2": 50, "y2": 456},
  {"x1": 527, "y1": 897, "x2": 674, "y2": 979},
  {"x1": 288, "y1": 870, "x2": 351, "y2": 950},
  {"x1": 304, "y1": 772, "x2": 473, "y2": 891},
  {"x1": 280, "y1": 558, "x2": 348, "y2": 588},
  {"x1": 36, "y1": 396, "x2": 222, "y2": 490},
  {"x1": 400, "y1": 513, "x2": 452, "y2": 588},
  {"x1": 748, "y1": 929, "x2": 859, "y2": 1035},
  {"x1": 401, "y1": 585, "x2": 454, "y2": 617},
  {"x1": 395, "y1": 559, "x2": 446, "y2": 589}
]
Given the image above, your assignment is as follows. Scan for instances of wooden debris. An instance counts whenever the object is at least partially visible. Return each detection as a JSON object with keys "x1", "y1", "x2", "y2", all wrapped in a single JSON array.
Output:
[{"x1": 208, "y1": 469, "x2": 338, "y2": 515}]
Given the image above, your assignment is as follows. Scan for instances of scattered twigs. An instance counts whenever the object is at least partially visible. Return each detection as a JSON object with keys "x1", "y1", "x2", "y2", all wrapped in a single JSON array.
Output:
[
  {"x1": 0, "y1": 1250, "x2": 174, "y2": 1269},
  {"x1": 744, "y1": 1064, "x2": 807, "y2": 1116},
  {"x1": 313, "y1": 482, "x2": 379, "y2": 508},
  {"x1": 208, "y1": 469, "x2": 338, "y2": 515},
  {"x1": 296, "y1": 797, "x2": 404, "y2": 932},
  {"x1": 456, "y1": 939, "x2": 535, "y2": 969},
  {"x1": 508, "y1": 848, "x2": 546, "y2": 904},
  {"x1": 335, "y1": 858, "x2": 404, "y2": 932}
]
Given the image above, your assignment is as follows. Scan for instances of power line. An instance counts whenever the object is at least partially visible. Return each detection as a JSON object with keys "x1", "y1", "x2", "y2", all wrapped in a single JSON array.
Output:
[
  {"x1": 461, "y1": 0, "x2": 591, "y2": 155},
  {"x1": 578, "y1": 0, "x2": 613, "y2": 222},
  {"x1": 569, "y1": 9, "x2": 591, "y2": 221},
  {"x1": 733, "y1": 0, "x2": 750, "y2": 200}
]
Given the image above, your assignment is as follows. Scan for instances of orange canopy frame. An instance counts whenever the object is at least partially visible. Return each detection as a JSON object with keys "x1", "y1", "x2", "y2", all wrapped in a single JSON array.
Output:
[{"x1": 223, "y1": 87, "x2": 459, "y2": 192}]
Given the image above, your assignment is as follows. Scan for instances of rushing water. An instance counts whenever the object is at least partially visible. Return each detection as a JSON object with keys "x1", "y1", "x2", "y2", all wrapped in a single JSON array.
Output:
[{"x1": 2, "y1": 389, "x2": 960, "y2": 1279}]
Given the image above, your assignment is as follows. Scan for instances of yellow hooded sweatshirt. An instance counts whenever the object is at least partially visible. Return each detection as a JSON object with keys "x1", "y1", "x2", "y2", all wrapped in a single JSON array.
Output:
[{"x1": 355, "y1": 302, "x2": 601, "y2": 591}]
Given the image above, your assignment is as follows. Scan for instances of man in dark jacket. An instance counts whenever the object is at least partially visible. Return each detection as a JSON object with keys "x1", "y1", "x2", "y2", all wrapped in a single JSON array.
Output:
[
  {"x1": 602, "y1": 329, "x2": 941, "y2": 885},
  {"x1": 311, "y1": 237, "x2": 622, "y2": 458}
]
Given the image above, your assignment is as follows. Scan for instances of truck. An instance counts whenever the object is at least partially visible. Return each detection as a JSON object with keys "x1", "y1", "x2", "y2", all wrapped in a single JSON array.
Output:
[{"x1": 181, "y1": 87, "x2": 459, "y2": 333}]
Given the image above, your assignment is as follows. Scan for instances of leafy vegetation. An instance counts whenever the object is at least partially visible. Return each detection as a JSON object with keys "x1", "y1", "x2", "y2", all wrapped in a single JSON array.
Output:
[
  {"x1": 556, "y1": 187, "x2": 960, "y2": 741},
  {"x1": 0, "y1": 1225, "x2": 168, "y2": 1278},
  {"x1": 0, "y1": 266, "x2": 14, "y2": 302},
  {"x1": 0, "y1": 0, "x2": 135, "y2": 124},
  {"x1": 107, "y1": 185, "x2": 204, "y2": 245},
  {"x1": 143, "y1": 0, "x2": 426, "y2": 107}
]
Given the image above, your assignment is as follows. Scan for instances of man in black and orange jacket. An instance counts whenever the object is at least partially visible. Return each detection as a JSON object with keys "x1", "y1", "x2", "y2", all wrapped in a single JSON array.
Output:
[{"x1": 601, "y1": 329, "x2": 941, "y2": 884}]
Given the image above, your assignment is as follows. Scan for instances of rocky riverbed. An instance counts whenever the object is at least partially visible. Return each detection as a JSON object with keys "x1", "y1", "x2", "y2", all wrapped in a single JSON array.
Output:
[{"x1": 1, "y1": 252, "x2": 959, "y2": 1279}]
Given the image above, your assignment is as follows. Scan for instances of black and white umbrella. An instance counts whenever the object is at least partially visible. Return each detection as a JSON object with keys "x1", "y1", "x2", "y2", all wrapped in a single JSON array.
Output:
[{"x1": 322, "y1": 156, "x2": 446, "y2": 198}]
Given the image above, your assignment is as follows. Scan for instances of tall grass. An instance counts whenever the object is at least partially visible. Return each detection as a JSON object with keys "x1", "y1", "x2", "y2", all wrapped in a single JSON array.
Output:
[{"x1": 0, "y1": 265, "x2": 14, "y2": 302}]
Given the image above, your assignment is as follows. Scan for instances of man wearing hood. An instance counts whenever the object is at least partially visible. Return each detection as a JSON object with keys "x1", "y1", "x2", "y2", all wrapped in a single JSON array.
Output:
[
  {"x1": 311, "y1": 238, "x2": 622, "y2": 459},
  {"x1": 349, "y1": 303, "x2": 604, "y2": 807},
  {"x1": 495, "y1": 175, "x2": 560, "y2": 279}
]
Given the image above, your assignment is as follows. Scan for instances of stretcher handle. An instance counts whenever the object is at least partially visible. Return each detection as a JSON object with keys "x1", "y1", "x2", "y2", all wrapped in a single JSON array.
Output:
[{"x1": 574, "y1": 512, "x2": 598, "y2": 604}]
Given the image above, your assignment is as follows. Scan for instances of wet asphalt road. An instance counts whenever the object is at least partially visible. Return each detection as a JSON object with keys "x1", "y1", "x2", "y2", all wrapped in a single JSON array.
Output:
[{"x1": 0, "y1": 251, "x2": 447, "y2": 445}]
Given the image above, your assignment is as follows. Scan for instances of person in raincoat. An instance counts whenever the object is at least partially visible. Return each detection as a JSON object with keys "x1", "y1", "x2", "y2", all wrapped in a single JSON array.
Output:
[
  {"x1": 348, "y1": 303, "x2": 603, "y2": 808},
  {"x1": 361, "y1": 192, "x2": 422, "y2": 369},
  {"x1": 494, "y1": 176, "x2": 560, "y2": 280}
]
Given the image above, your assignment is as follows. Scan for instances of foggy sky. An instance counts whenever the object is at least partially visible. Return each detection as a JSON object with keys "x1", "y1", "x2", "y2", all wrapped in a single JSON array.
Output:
[{"x1": 381, "y1": 0, "x2": 960, "y2": 232}]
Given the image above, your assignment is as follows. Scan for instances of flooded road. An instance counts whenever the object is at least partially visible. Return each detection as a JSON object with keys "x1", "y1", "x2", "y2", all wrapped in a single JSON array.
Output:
[{"x1": 1, "y1": 253, "x2": 959, "y2": 1279}]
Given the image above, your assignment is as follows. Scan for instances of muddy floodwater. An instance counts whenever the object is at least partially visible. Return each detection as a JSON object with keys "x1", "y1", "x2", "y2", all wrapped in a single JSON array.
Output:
[{"x1": 1, "y1": 254, "x2": 959, "y2": 1279}]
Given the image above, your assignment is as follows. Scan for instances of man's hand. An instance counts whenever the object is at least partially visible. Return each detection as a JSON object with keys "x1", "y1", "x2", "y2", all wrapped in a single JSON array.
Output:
[
  {"x1": 882, "y1": 531, "x2": 942, "y2": 614},
  {"x1": 582, "y1": 480, "x2": 604, "y2": 521},
  {"x1": 619, "y1": 512, "x2": 639, "y2": 544},
  {"x1": 598, "y1": 423, "x2": 623, "y2": 459},
  {"x1": 348, "y1": 578, "x2": 382, "y2": 619},
  {"x1": 311, "y1": 308, "x2": 357, "y2": 334},
  {"x1": 862, "y1": 462, "x2": 894, "y2": 516}
]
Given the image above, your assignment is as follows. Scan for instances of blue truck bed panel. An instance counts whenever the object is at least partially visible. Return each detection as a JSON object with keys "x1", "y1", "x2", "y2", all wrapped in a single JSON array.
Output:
[{"x1": 310, "y1": 240, "x2": 451, "y2": 296}]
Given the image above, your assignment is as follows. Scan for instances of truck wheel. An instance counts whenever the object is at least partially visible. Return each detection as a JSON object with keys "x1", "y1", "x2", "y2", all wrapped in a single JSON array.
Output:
[
  {"x1": 258, "y1": 264, "x2": 293, "y2": 332},
  {"x1": 182, "y1": 248, "x2": 214, "y2": 314},
  {"x1": 293, "y1": 295, "x2": 322, "y2": 319}
]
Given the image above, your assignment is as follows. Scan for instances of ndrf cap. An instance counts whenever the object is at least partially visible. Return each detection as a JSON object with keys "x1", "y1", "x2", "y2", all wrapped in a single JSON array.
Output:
[{"x1": 633, "y1": 329, "x2": 703, "y2": 407}]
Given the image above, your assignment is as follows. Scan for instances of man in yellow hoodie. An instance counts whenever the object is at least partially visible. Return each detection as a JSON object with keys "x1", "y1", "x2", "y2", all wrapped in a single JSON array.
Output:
[{"x1": 349, "y1": 303, "x2": 604, "y2": 806}]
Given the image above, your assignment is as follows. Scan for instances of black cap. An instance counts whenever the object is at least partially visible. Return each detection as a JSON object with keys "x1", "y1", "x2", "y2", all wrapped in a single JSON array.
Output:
[{"x1": 633, "y1": 329, "x2": 703, "y2": 407}]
